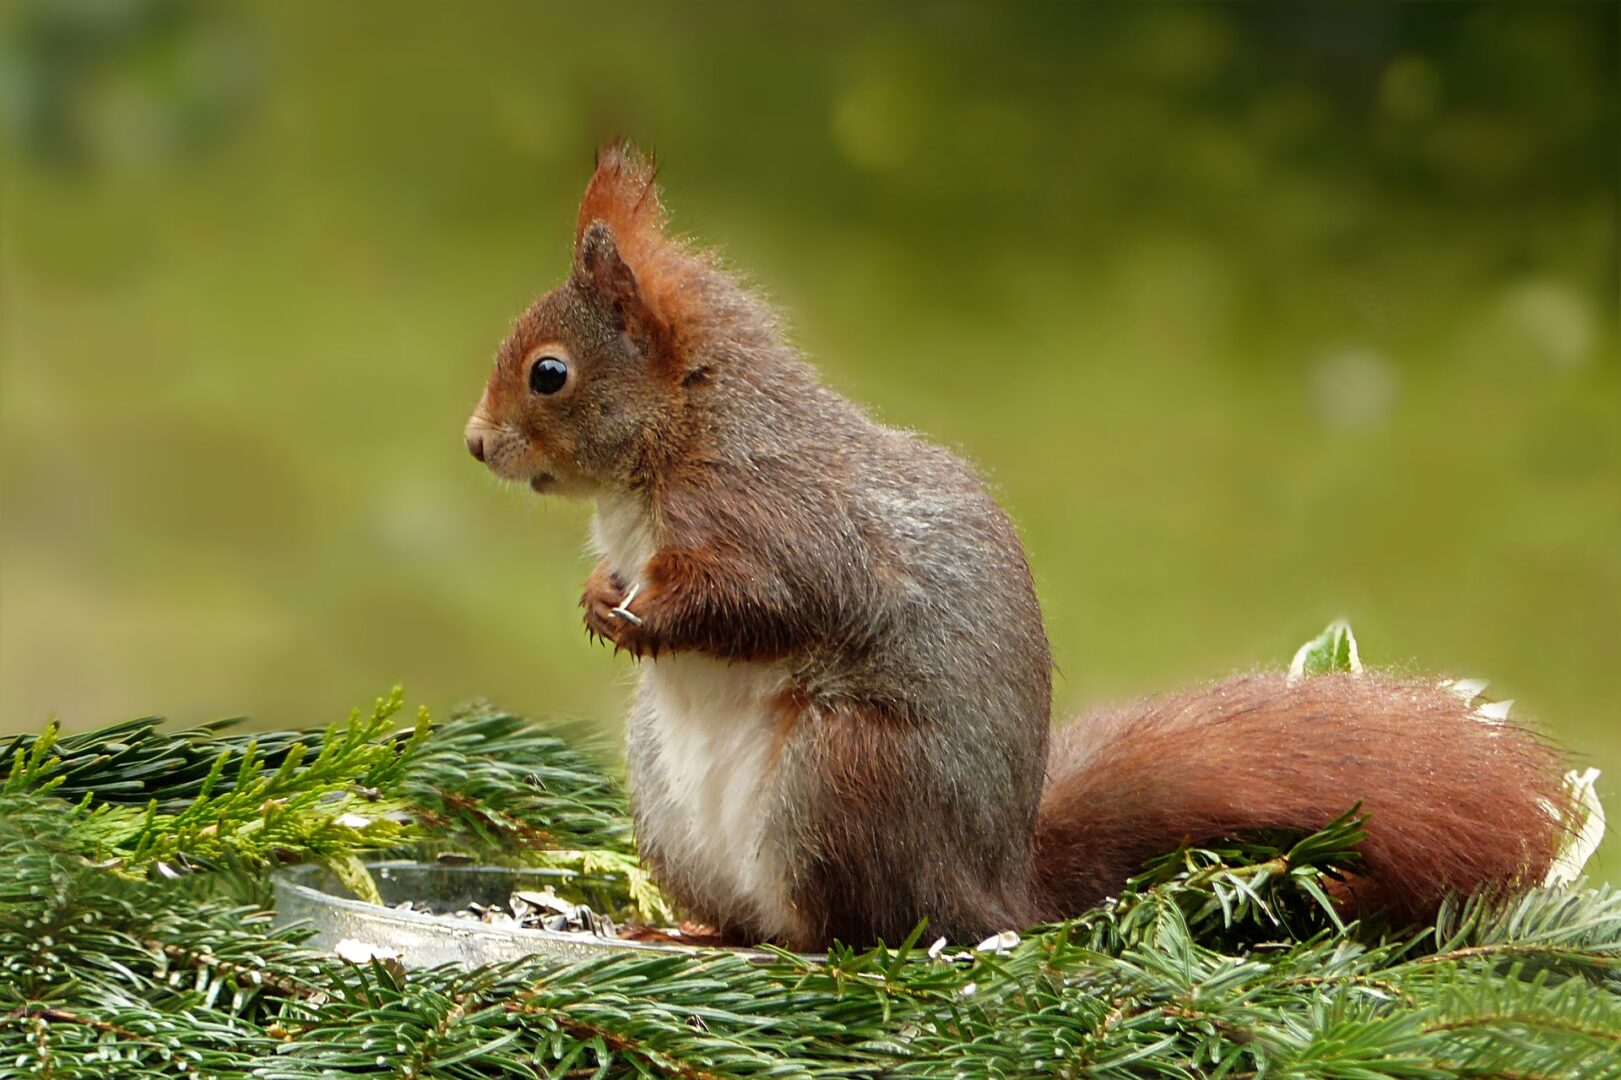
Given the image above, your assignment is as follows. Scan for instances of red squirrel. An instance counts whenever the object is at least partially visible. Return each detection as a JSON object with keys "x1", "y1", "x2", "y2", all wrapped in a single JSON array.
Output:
[{"x1": 464, "y1": 144, "x2": 1579, "y2": 950}]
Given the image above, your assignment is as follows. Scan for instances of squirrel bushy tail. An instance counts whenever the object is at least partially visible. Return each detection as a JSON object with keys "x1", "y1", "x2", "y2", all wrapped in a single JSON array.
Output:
[{"x1": 1035, "y1": 672, "x2": 1577, "y2": 923}]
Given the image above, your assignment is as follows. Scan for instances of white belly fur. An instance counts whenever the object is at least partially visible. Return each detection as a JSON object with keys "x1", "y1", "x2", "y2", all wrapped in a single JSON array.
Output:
[{"x1": 591, "y1": 496, "x2": 795, "y2": 938}]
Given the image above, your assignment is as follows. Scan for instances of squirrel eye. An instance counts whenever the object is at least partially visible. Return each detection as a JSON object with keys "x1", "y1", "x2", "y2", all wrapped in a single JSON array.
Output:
[{"x1": 529, "y1": 357, "x2": 569, "y2": 395}]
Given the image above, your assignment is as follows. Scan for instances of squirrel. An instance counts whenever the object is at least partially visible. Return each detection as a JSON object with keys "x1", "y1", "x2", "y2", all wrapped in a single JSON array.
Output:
[{"x1": 464, "y1": 143, "x2": 1581, "y2": 951}]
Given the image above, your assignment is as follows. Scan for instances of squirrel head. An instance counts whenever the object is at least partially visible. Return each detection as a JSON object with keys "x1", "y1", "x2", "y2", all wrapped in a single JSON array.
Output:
[{"x1": 465, "y1": 142, "x2": 720, "y2": 496}]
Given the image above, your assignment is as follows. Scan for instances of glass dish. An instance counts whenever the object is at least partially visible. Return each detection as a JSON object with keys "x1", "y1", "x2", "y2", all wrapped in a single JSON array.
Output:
[{"x1": 272, "y1": 861, "x2": 776, "y2": 968}]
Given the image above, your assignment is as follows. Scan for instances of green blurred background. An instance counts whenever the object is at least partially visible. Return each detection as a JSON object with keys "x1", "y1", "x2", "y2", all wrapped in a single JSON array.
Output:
[{"x1": 1, "y1": 2, "x2": 1615, "y2": 879}]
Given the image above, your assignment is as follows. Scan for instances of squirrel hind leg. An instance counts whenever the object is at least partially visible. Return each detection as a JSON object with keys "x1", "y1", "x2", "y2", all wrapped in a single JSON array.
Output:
[{"x1": 773, "y1": 697, "x2": 1043, "y2": 949}]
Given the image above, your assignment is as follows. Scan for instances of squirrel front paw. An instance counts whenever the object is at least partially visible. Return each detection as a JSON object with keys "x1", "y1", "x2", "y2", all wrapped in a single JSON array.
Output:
[{"x1": 581, "y1": 566, "x2": 659, "y2": 658}]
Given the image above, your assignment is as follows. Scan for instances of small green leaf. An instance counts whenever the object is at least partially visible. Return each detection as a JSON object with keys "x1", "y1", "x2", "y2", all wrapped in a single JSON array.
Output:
[{"x1": 1288, "y1": 619, "x2": 1362, "y2": 682}]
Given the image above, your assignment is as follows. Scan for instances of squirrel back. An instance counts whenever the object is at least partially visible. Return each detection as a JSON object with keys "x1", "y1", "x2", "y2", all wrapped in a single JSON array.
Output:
[{"x1": 467, "y1": 143, "x2": 1583, "y2": 950}]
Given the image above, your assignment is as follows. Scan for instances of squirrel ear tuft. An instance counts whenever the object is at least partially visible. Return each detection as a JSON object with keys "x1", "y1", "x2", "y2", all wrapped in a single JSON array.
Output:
[{"x1": 575, "y1": 141, "x2": 665, "y2": 257}]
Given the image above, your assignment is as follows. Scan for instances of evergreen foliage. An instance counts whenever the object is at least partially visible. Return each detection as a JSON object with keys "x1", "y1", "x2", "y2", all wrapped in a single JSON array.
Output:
[{"x1": 1, "y1": 692, "x2": 1617, "y2": 1078}]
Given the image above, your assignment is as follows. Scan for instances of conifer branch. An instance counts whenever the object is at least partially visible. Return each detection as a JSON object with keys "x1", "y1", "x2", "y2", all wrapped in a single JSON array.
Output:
[{"x1": 0, "y1": 696, "x2": 1615, "y2": 1078}]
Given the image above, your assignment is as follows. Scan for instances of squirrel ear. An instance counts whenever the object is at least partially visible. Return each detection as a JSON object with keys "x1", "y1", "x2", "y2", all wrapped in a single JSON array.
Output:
[
  {"x1": 574, "y1": 220, "x2": 665, "y2": 352},
  {"x1": 572, "y1": 146, "x2": 687, "y2": 374},
  {"x1": 575, "y1": 221, "x2": 638, "y2": 321}
]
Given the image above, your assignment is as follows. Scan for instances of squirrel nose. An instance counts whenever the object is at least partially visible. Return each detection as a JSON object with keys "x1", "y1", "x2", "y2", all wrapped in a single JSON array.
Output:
[{"x1": 466, "y1": 430, "x2": 486, "y2": 462}]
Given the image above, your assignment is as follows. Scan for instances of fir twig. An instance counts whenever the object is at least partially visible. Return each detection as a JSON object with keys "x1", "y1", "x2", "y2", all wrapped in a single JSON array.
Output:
[{"x1": 1, "y1": 697, "x2": 1616, "y2": 1079}]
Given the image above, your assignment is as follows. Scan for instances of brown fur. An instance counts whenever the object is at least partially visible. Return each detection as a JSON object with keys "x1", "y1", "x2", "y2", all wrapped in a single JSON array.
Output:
[
  {"x1": 573, "y1": 143, "x2": 732, "y2": 378},
  {"x1": 778, "y1": 697, "x2": 1037, "y2": 947},
  {"x1": 580, "y1": 541, "x2": 810, "y2": 663},
  {"x1": 470, "y1": 143, "x2": 1585, "y2": 948},
  {"x1": 1036, "y1": 672, "x2": 1575, "y2": 923}
]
